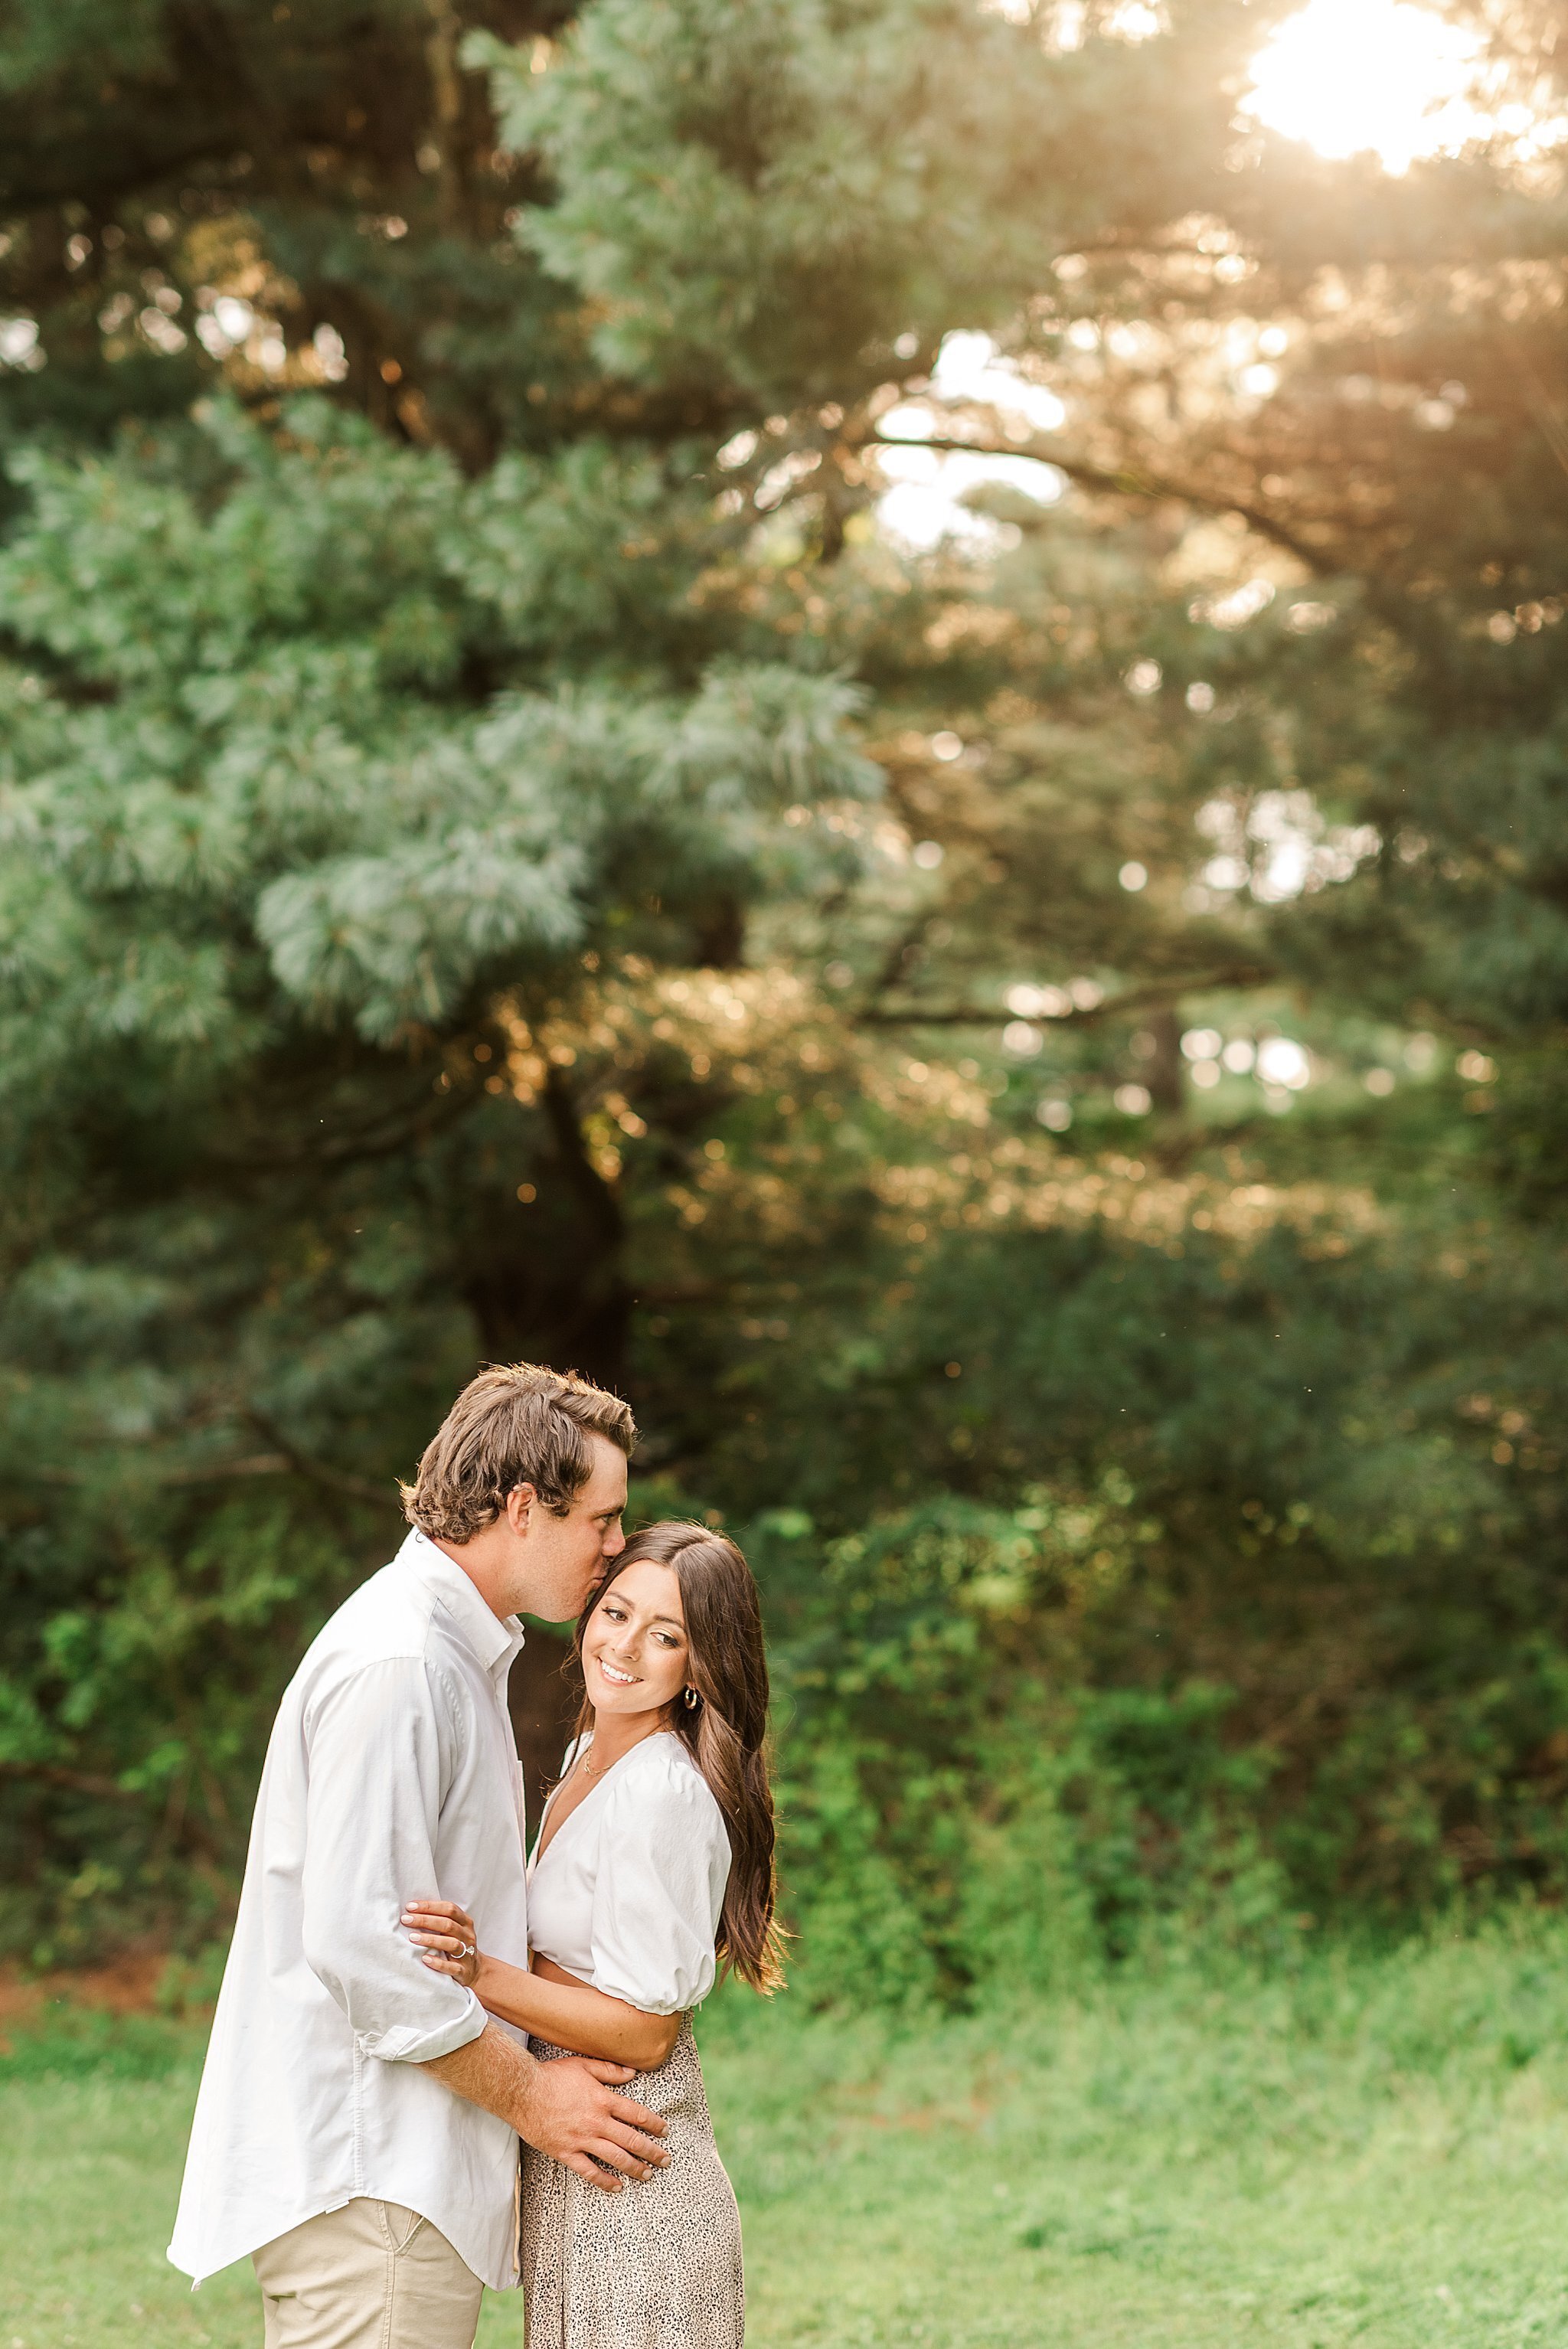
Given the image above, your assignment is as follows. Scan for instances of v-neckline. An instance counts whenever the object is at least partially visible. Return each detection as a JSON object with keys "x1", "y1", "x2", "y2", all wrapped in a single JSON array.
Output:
[{"x1": 531, "y1": 1730, "x2": 670, "y2": 1871}]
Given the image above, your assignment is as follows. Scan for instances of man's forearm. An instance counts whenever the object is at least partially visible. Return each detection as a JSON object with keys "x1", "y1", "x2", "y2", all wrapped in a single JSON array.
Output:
[
  {"x1": 420, "y1": 2018, "x2": 537, "y2": 2129},
  {"x1": 420, "y1": 2017, "x2": 666, "y2": 2192}
]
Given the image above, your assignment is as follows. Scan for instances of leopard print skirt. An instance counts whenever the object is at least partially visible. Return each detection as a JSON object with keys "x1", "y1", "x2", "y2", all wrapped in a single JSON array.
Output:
[{"x1": 521, "y1": 2020, "x2": 743, "y2": 2348}]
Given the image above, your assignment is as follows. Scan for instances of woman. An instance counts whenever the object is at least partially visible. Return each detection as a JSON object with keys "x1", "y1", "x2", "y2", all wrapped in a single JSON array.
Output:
[{"x1": 401, "y1": 1521, "x2": 784, "y2": 2348}]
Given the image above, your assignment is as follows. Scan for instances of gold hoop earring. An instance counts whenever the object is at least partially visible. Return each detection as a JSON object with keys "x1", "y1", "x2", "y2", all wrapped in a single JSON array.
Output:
[{"x1": 684, "y1": 1686, "x2": 700, "y2": 1710}]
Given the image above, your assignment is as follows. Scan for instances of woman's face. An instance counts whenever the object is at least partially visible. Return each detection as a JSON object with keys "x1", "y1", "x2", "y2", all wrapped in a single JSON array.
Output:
[{"x1": 582, "y1": 1557, "x2": 690, "y2": 1720}]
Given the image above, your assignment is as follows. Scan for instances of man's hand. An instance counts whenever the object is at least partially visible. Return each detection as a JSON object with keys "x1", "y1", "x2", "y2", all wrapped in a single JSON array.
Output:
[
  {"x1": 516, "y1": 2053, "x2": 669, "y2": 2194},
  {"x1": 423, "y1": 2021, "x2": 665, "y2": 2194}
]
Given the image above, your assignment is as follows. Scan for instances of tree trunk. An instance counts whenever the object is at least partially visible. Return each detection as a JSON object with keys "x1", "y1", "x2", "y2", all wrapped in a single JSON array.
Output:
[
  {"x1": 1145, "y1": 1005, "x2": 1184, "y2": 1114},
  {"x1": 508, "y1": 1624, "x2": 578, "y2": 1820}
]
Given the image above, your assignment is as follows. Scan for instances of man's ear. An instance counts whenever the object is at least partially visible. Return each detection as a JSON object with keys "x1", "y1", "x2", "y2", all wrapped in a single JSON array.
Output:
[{"x1": 505, "y1": 1483, "x2": 537, "y2": 1535}]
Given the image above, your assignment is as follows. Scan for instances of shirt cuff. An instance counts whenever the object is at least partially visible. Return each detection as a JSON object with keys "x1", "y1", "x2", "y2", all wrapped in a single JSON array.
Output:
[{"x1": 356, "y1": 1986, "x2": 488, "y2": 2063}]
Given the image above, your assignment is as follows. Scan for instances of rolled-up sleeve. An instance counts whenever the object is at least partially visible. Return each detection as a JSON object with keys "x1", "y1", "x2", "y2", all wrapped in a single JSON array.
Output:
[
  {"x1": 589, "y1": 1770, "x2": 731, "y2": 2016},
  {"x1": 300, "y1": 1658, "x2": 487, "y2": 2063}
]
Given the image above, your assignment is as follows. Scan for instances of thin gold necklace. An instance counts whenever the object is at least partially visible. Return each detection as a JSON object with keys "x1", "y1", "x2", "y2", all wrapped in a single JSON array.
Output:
[{"x1": 577, "y1": 1720, "x2": 665, "y2": 1781}]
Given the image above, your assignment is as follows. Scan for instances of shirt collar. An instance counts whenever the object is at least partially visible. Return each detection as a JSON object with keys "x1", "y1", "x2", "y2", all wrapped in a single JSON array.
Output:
[{"x1": 397, "y1": 1527, "x2": 526, "y2": 1680}]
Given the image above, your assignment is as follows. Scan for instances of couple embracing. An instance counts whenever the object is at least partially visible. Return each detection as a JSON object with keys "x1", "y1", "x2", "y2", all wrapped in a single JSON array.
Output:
[{"x1": 169, "y1": 1362, "x2": 782, "y2": 2347}]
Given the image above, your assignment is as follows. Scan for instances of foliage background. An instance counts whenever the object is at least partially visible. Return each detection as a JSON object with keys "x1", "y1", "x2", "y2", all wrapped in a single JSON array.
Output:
[{"x1": 1, "y1": 0, "x2": 1566, "y2": 2001}]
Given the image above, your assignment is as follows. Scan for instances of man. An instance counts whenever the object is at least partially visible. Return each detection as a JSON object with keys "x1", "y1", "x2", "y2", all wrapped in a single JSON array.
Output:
[{"x1": 169, "y1": 1363, "x2": 668, "y2": 2347}]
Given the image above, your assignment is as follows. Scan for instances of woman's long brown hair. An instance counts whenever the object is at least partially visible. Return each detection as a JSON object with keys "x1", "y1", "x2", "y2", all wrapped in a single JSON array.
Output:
[{"x1": 569, "y1": 1521, "x2": 786, "y2": 1993}]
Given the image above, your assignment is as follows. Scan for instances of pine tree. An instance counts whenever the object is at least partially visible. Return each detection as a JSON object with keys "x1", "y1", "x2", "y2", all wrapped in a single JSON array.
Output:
[{"x1": 2, "y1": 0, "x2": 1565, "y2": 1969}]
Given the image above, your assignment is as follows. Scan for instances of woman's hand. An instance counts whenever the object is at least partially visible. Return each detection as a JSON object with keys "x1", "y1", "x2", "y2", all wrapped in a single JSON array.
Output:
[{"x1": 400, "y1": 1897, "x2": 481, "y2": 1991}]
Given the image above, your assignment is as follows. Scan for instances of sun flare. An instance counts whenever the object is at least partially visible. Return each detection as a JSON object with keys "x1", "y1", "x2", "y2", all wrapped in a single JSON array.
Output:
[{"x1": 1246, "y1": 0, "x2": 1484, "y2": 175}]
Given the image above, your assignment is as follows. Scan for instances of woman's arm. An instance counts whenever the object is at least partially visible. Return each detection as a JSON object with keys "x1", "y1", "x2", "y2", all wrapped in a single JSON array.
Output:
[
  {"x1": 482, "y1": 1954, "x2": 681, "y2": 2073},
  {"x1": 401, "y1": 1900, "x2": 680, "y2": 2073}
]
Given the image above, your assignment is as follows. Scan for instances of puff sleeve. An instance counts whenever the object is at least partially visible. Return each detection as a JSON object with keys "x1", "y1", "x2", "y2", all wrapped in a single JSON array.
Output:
[{"x1": 588, "y1": 1756, "x2": 731, "y2": 2015}]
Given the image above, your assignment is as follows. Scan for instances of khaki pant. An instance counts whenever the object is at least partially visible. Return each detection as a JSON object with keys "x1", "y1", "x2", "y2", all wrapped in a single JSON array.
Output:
[{"x1": 252, "y1": 2198, "x2": 485, "y2": 2349}]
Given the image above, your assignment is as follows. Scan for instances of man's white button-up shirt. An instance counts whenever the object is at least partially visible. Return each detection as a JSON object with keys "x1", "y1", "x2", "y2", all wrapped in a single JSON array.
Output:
[{"x1": 169, "y1": 1529, "x2": 532, "y2": 2292}]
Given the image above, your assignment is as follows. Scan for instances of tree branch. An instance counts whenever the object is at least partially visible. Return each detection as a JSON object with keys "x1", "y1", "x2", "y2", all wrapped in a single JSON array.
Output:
[
  {"x1": 867, "y1": 906, "x2": 942, "y2": 1000},
  {"x1": 858, "y1": 965, "x2": 1273, "y2": 1029},
  {"x1": 243, "y1": 1415, "x2": 398, "y2": 1506},
  {"x1": 0, "y1": 1760, "x2": 143, "y2": 1802},
  {"x1": 207, "y1": 1079, "x2": 478, "y2": 1174},
  {"x1": 27, "y1": 1453, "x2": 288, "y2": 1488},
  {"x1": 26, "y1": 1440, "x2": 393, "y2": 1505},
  {"x1": 541, "y1": 1062, "x2": 624, "y2": 1253},
  {"x1": 869, "y1": 430, "x2": 1330, "y2": 573}
]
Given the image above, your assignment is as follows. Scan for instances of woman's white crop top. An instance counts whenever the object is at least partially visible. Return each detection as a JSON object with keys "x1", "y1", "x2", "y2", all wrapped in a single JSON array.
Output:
[{"x1": 527, "y1": 1731, "x2": 731, "y2": 2016}]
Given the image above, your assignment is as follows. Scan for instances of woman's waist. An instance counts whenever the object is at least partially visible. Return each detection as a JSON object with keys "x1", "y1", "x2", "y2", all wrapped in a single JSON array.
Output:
[
  {"x1": 529, "y1": 1949, "x2": 595, "y2": 1991},
  {"x1": 528, "y1": 2013, "x2": 702, "y2": 2106}
]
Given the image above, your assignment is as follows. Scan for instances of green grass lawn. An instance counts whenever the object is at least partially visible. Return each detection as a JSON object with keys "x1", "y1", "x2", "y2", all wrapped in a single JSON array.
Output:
[{"x1": 5, "y1": 1917, "x2": 1568, "y2": 2347}]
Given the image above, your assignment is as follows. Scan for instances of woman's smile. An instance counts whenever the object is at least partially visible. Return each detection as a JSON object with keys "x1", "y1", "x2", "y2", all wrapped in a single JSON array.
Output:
[{"x1": 580, "y1": 1558, "x2": 691, "y2": 1717}]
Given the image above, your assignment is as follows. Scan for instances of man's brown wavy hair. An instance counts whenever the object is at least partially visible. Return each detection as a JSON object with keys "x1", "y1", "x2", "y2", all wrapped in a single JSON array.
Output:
[
  {"x1": 570, "y1": 1521, "x2": 786, "y2": 1995},
  {"x1": 400, "y1": 1363, "x2": 635, "y2": 1544}
]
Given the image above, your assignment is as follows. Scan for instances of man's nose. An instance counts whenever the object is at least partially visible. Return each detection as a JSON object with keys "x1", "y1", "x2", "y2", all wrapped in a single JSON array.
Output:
[{"x1": 603, "y1": 1522, "x2": 626, "y2": 1558}]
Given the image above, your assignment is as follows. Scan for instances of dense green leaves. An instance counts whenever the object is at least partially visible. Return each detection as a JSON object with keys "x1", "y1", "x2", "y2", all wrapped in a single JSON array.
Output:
[{"x1": 1, "y1": 0, "x2": 1566, "y2": 1986}]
